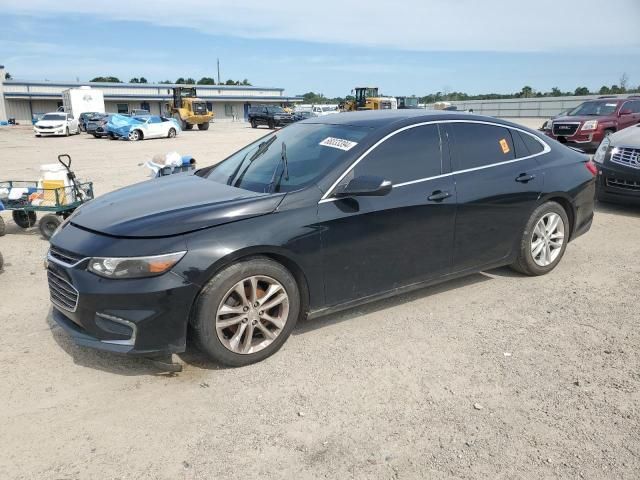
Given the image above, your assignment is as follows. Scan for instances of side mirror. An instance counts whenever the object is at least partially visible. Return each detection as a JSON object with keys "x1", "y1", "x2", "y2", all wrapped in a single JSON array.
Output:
[
  {"x1": 619, "y1": 109, "x2": 633, "y2": 116},
  {"x1": 334, "y1": 175, "x2": 392, "y2": 198}
]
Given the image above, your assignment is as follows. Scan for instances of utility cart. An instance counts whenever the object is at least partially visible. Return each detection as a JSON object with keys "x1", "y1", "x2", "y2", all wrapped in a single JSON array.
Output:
[{"x1": 0, "y1": 155, "x2": 94, "y2": 239}]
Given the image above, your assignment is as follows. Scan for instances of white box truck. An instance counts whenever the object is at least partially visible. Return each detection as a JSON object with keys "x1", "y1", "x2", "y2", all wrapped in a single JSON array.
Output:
[{"x1": 61, "y1": 86, "x2": 105, "y2": 119}]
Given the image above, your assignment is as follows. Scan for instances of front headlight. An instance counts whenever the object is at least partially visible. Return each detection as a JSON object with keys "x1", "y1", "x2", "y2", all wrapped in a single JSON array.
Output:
[
  {"x1": 581, "y1": 120, "x2": 598, "y2": 131},
  {"x1": 88, "y1": 251, "x2": 186, "y2": 279},
  {"x1": 593, "y1": 137, "x2": 610, "y2": 164}
]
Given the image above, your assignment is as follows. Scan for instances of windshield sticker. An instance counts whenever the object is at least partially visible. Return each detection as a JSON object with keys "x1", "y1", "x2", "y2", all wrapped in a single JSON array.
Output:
[
  {"x1": 499, "y1": 138, "x2": 510, "y2": 154},
  {"x1": 319, "y1": 137, "x2": 358, "y2": 151}
]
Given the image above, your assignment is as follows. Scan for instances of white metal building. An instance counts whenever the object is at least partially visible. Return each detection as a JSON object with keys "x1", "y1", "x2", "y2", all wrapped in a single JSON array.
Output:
[{"x1": 0, "y1": 65, "x2": 301, "y2": 123}]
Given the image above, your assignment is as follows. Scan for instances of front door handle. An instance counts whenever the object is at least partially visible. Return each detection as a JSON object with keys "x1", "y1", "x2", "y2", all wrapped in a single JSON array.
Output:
[
  {"x1": 515, "y1": 173, "x2": 536, "y2": 183},
  {"x1": 427, "y1": 190, "x2": 451, "y2": 202}
]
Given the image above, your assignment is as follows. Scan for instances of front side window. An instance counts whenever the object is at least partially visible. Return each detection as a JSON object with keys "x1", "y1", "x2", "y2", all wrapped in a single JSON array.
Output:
[
  {"x1": 206, "y1": 123, "x2": 370, "y2": 193},
  {"x1": 352, "y1": 124, "x2": 442, "y2": 184},
  {"x1": 449, "y1": 123, "x2": 515, "y2": 171}
]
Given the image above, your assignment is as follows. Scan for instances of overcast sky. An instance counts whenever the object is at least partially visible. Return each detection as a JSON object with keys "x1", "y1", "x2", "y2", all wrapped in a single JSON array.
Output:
[{"x1": 1, "y1": 0, "x2": 639, "y2": 96}]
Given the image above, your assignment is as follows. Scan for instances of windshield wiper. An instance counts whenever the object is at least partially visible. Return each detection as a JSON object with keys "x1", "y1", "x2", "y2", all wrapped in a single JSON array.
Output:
[
  {"x1": 267, "y1": 141, "x2": 290, "y2": 193},
  {"x1": 227, "y1": 136, "x2": 277, "y2": 186}
]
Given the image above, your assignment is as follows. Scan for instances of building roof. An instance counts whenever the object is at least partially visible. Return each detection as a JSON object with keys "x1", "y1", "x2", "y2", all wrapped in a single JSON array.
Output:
[{"x1": 3, "y1": 79, "x2": 284, "y2": 92}]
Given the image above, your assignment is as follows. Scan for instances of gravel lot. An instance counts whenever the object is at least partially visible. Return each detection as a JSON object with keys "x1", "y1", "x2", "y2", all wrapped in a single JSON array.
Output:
[{"x1": 0, "y1": 122, "x2": 638, "y2": 479}]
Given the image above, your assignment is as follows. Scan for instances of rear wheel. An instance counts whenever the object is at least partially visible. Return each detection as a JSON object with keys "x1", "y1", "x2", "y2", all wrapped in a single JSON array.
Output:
[
  {"x1": 267, "y1": 119, "x2": 275, "y2": 129},
  {"x1": 198, "y1": 122, "x2": 210, "y2": 131},
  {"x1": 250, "y1": 119, "x2": 257, "y2": 128},
  {"x1": 511, "y1": 201, "x2": 569, "y2": 276},
  {"x1": 0, "y1": 216, "x2": 5, "y2": 236},
  {"x1": 167, "y1": 128, "x2": 177, "y2": 138},
  {"x1": 12, "y1": 210, "x2": 37, "y2": 229},
  {"x1": 192, "y1": 257, "x2": 301, "y2": 367},
  {"x1": 93, "y1": 134, "x2": 100, "y2": 138},
  {"x1": 39, "y1": 214, "x2": 61, "y2": 239},
  {"x1": 109, "y1": 133, "x2": 117, "y2": 140}
]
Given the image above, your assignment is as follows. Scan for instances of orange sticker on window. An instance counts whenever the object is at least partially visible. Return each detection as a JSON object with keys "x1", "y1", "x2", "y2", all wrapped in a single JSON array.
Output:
[{"x1": 499, "y1": 138, "x2": 510, "y2": 154}]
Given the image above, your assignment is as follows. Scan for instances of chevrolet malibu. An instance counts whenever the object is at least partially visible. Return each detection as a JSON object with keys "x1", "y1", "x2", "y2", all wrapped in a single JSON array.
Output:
[{"x1": 47, "y1": 111, "x2": 596, "y2": 367}]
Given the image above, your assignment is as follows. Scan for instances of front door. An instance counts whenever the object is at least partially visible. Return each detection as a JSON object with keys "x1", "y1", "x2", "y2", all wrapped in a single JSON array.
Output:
[
  {"x1": 444, "y1": 121, "x2": 545, "y2": 272},
  {"x1": 318, "y1": 124, "x2": 457, "y2": 307}
]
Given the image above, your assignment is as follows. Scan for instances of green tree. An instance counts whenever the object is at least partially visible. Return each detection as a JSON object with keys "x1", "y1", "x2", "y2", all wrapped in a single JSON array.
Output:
[
  {"x1": 90, "y1": 76, "x2": 122, "y2": 83},
  {"x1": 574, "y1": 86, "x2": 590, "y2": 96},
  {"x1": 225, "y1": 79, "x2": 237, "y2": 85},
  {"x1": 197, "y1": 77, "x2": 216, "y2": 85},
  {"x1": 159, "y1": 80, "x2": 172, "y2": 84},
  {"x1": 599, "y1": 86, "x2": 611, "y2": 95},
  {"x1": 519, "y1": 86, "x2": 534, "y2": 98},
  {"x1": 185, "y1": 78, "x2": 196, "y2": 84},
  {"x1": 175, "y1": 77, "x2": 186, "y2": 84},
  {"x1": 4, "y1": 72, "x2": 11, "y2": 80},
  {"x1": 139, "y1": 77, "x2": 148, "y2": 84},
  {"x1": 550, "y1": 87, "x2": 562, "y2": 97},
  {"x1": 241, "y1": 79, "x2": 252, "y2": 86},
  {"x1": 129, "y1": 77, "x2": 140, "y2": 83}
]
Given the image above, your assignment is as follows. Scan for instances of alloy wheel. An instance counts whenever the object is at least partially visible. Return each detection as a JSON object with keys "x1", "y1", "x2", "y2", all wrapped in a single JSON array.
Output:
[
  {"x1": 531, "y1": 212, "x2": 565, "y2": 267},
  {"x1": 216, "y1": 275, "x2": 289, "y2": 354}
]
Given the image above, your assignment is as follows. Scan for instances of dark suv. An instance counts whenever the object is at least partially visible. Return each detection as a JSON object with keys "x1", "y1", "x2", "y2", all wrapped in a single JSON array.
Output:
[
  {"x1": 248, "y1": 105, "x2": 294, "y2": 129},
  {"x1": 545, "y1": 97, "x2": 640, "y2": 151}
]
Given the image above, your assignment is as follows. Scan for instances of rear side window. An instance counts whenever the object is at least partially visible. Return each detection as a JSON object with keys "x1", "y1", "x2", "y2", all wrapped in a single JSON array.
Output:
[
  {"x1": 353, "y1": 125, "x2": 442, "y2": 184},
  {"x1": 517, "y1": 131, "x2": 545, "y2": 155},
  {"x1": 449, "y1": 123, "x2": 515, "y2": 171}
]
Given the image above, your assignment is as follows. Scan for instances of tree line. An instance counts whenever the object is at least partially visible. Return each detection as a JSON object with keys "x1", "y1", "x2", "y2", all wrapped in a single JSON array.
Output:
[{"x1": 88, "y1": 76, "x2": 252, "y2": 86}]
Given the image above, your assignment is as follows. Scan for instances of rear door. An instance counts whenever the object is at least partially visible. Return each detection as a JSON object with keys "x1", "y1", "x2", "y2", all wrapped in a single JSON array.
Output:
[
  {"x1": 318, "y1": 124, "x2": 457, "y2": 306},
  {"x1": 620, "y1": 100, "x2": 640, "y2": 129},
  {"x1": 445, "y1": 121, "x2": 546, "y2": 273}
]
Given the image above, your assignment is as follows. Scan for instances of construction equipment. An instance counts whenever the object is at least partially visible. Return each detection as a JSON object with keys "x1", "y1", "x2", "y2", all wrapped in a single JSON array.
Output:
[
  {"x1": 339, "y1": 87, "x2": 396, "y2": 112},
  {"x1": 396, "y1": 96, "x2": 421, "y2": 109},
  {"x1": 167, "y1": 87, "x2": 214, "y2": 131}
]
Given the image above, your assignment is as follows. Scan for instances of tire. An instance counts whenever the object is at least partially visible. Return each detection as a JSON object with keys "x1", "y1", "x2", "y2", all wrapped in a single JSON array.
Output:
[
  {"x1": 192, "y1": 257, "x2": 301, "y2": 367},
  {"x1": 12, "y1": 210, "x2": 37, "y2": 229},
  {"x1": 167, "y1": 128, "x2": 177, "y2": 138},
  {"x1": 267, "y1": 120, "x2": 275, "y2": 129},
  {"x1": 65, "y1": 127, "x2": 69, "y2": 137},
  {"x1": 511, "y1": 201, "x2": 569, "y2": 276},
  {"x1": 93, "y1": 134, "x2": 100, "y2": 138},
  {"x1": 0, "y1": 251, "x2": 3, "y2": 271},
  {"x1": 39, "y1": 214, "x2": 61, "y2": 240},
  {"x1": 185, "y1": 123, "x2": 194, "y2": 130},
  {"x1": 0, "y1": 216, "x2": 5, "y2": 236},
  {"x1": 198, "y1": 122, "x2": 209, "y2": 131},
  {"x1": 250, "y1": 119, "x2": 257, "y2": 129},
  {"x1": 128, "y1": 129, "x2": 141, "y2": 141},
  {"x1": 109, "y1": 133, "x2": 117, "y2": 140}
]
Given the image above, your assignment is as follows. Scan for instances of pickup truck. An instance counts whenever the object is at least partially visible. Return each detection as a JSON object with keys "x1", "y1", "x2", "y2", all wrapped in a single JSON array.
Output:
[{"x1": 248, "y1": 105, "x2": 294, "y2": 129}]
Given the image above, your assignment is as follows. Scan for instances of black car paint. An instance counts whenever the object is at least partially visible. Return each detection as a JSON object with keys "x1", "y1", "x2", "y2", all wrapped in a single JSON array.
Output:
[
  {"x1": 595, "y1": 148, "x2": 640, "y2": 204},
  {"x1": 48, "y1": 111, "x2": 595, "y2": 357}
]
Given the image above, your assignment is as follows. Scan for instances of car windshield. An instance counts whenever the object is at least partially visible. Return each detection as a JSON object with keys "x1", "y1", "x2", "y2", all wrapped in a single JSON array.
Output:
[
  {"x1": 569, "y1": 101, "x2": 618, "y2": 116},
  {"x1": 266, "y1": 106, "x2": 284, "y2": 113},
  {"x1": 205, "y1": 123, "x2": 370, "y2": 193},
  {"x1": 42, "y1": 114, "x2": 66, "y2": 121},
  {"x1": 322, "y1": 107, "x2": 335, "y2": 112}
]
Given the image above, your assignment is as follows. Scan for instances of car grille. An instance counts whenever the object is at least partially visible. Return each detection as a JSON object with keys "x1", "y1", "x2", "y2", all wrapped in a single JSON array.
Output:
[
  {"x1": 38, "y1": 126, "x2": 54, "y2": 130},
  {"x1": 49, "y1": 246, "x2": 84, "y2": 266},
  {"x1": 47, "y1": 269, "x2": 79, "y2": 312},
  {"x1": 606, "y1": 177, "x2": 640, "y2": 191},
  {"x1": 611, "y1": 147, "x2": 640, "y2": 170},
  {"x1": 552, "y1": 123, "x2": 580, "y2": 136}
]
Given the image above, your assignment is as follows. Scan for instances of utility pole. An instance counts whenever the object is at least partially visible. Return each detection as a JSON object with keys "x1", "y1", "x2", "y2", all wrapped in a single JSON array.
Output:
[{"x1": 217, "y1": 58, "x2": 221, "y2": 85}]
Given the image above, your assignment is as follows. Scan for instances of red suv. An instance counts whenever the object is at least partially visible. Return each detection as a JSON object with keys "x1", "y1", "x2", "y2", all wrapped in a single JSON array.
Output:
[{"x1": 545, "y1": 97, "x2": 640, "y2": 151}]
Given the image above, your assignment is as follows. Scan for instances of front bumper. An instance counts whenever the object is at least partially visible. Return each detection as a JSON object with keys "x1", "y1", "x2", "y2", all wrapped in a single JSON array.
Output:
[
  {"x1": 595, "y1": 162, "x2": 640, "y2": 204},
  {"x1": 34, "y1": 127, "x2": 66, "y2": 136},
  {"x1": 545, "y1": 130, "x2": 604, "y2": 151},
  {"x1": 47, "y1": 253, "x2": 200, "y2": 356}
]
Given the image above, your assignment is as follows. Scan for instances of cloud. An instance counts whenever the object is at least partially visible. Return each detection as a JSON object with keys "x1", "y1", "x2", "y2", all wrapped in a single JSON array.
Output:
[{"x1": 2, "y1": 0, "x2": 639, "y2": 52}]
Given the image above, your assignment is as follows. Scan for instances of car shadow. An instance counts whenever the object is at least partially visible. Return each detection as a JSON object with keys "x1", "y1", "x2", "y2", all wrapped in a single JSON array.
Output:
[
  {"x1": 46, "y1": 272, "x2": 494, "y2": 375},
  {"x1": 595, "y1": 200, "x2": 640, "y2": 218}
]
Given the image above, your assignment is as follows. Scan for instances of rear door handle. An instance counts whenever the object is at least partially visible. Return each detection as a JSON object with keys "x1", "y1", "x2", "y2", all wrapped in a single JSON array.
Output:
[
  {"x1": 515, "y1": 173, "x2": 536, "y2": 183},
  {"x1": 427, "y1": 190, "x2": 451, "y2": 202}
]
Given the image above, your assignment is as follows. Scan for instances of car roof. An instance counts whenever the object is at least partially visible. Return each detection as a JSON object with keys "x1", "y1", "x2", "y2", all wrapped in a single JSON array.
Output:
[{"x1": 301, "y1": 109, "x2": 518, "y2": 129}]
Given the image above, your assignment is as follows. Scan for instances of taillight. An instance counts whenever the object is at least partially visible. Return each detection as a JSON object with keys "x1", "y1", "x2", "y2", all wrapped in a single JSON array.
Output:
[{"x1": 585, "y1": 160, "x2": 597, "y2": 176}]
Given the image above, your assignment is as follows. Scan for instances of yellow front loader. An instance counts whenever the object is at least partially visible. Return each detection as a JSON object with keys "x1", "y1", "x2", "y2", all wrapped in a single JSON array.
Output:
[
  {"x1": 339, "y1": 87, "x2": 395, "y2": 111},
  {"x1": 168, "y1": 87, "x2": 214, "y2": 130}
]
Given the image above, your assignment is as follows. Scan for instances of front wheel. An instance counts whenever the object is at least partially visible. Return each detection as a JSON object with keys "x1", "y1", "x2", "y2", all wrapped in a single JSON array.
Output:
[
  {"x1": 197, "y1": 122, "x2": 209, "y2": 131},
  {"x1": 65, "y1": 127, "x2": 69, "y2": 137},
  {"x1": 192, "y1": 257, "x2": 301, "y2": 367},
  {"x1": 128, "y1": 130, "x2": 141, "y2": 141},
  {"x1": 167, "y1": 128, "x2": 177, "y2": 138},
  {"x1": 511, "y1": 201, "x2": 569, "y2": 276},
  {"x1": 12, "y1": 210, "x2": 37, "y2": 229},
  {"x1": 39, "y1": 214, "x2": 61, "y2": 239},
  {"x1": 250, "y1": 119, "x2": 257, "y2": 128}
]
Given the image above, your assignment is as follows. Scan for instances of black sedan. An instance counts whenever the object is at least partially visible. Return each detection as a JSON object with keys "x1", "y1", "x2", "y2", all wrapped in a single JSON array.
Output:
[{"x1": 47, "y1": 111, "x2": 596, "y2": 367}]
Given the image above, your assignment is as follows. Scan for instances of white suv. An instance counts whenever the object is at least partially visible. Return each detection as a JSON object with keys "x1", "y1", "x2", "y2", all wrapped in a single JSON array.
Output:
[{"x1": 34, "y1": 112, "x2": 80, "y2": 137}]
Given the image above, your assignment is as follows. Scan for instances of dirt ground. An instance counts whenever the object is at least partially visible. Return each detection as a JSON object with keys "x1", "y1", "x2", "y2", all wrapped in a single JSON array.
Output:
[{"x1": 0, "y1": 121, "x2": 638, "y2": 480}]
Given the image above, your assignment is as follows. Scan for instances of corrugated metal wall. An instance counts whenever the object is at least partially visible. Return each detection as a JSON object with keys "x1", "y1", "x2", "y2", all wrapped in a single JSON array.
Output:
[{"x1": 426, "y1": 94, "x2": 637, "y2": 118}]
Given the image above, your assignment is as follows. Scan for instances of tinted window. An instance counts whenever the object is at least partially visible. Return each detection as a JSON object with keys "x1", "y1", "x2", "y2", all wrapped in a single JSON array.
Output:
[
  {"x1": 353, "y1": 125, "x2": 442, "y2": 184},
  {"x1": 509, "y1": 129, "x2": 529, "y2": 158},
  {"x1": 450, "y1": 123, "x2": 515, "y2": 170},
  {"x1": 518, "y1": 130, "x2": 545, "y2": 155},
  {"x1": 206, "y1": 123, "x2": 370, "y2": 193},
  {"x1": 626, "y1": 100, "x2": 640, "y2": 113},
  {"x1": 148, "y1": 116, "x2": 162, "y2": 124}
]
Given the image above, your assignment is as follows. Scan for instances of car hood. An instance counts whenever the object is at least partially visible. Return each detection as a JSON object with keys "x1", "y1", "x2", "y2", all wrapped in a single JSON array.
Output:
[
  {"x1": 70, "y1": 173, "x2": 285, "y2": 238},
  {"x1": 610, "y1": 125, "x2": 640, "y2": 147}
]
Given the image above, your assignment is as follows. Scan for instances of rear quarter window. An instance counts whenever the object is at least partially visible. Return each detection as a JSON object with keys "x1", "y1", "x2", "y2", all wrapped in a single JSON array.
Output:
[{"x1": 517, "y1": 131, "x2": 545, "y2": 155}]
